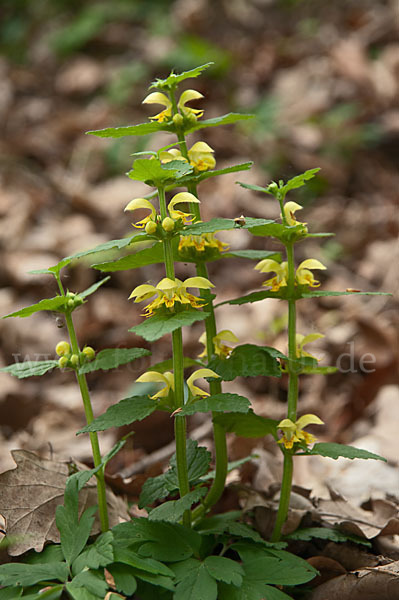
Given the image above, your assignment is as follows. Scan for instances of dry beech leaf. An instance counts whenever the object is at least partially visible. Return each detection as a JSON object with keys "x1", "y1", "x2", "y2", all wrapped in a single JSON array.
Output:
[
  {"x1": 310, "y1": 560, "x2": 399, "y2": 600},
  {"x1": 0, "y1": 449, "x2": 129, "y2": 556}
]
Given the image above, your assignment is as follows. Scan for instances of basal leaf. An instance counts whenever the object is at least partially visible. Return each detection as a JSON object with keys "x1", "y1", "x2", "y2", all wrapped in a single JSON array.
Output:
[
  {"x1": 87, "y1": 121, "x2": 171, "y2": 138},
  {"x1": 56, "y1": 504, "x2": 97, "y2": 566},
  {"x1": 0, "y1": 563, "x2": 69, "y2": 587},
  {"x1": 78, "y1": 347, "x2": 150, "y2": 374},
  {"x1": 181, "y1": 217, "x2": 274, "y2": 237},
  {"x1": 77, "y1": 531, "x2": 114, "y2": 569},
  {"x1": 68, "y1": 570, "x2": 108, "y2": 597},
  {"x1": 208, "y1": 344, "x2": 283, "y2": 380},
  {"x1": 138, "y1": 474, "x2": 172, "y2": 508},
  {"x1": 77, "y1": 396, "x2": 158, "y2": 434},
  {"x1": 174, "y1": 562, "x2": 217, "y2": 600},
  {"x1": 186, "y1": 113, "x2": 254, "y2": 133},
  {"x1": 148, "y1": 488, "x2": 207, "y2": 523},
  {"x1": 302, "y1": 442, "x2": 387, "y2": 461},
  {"x1": 79, "y1": 276, "x2": 110, "y2": 298},
  {"x1": 285, "y1": 527, "x2": 371, "y2": 546},
  {"x1": 179, "y1": 393, "x2": 251, "y2": 416},
  {"x1": 113, "y1": 547, "x2": 174, "y2": 577},
  {"x1": 2, "y1": 297, "x2": 66, "y2": 318},
  {"x1": 170, "y1": 439, "x2": 211, "y2": 483},
  {"x1": 130, "y1": 309, "x2": 210, "y2": 342},
  {"x1": 0, "y1": 587, "x2": 23, "y2": 599},
  {"x1": 214, "y1": 410, "x2": 278, "y2": 438},
  {"x1": 204, "y1": 556, "x2": 244, "y2": 587},
  {"x1": 93, "y1": 243, "x2": 165, "y2": 271},
  {"x1": 107, "y1": 563, "x2": 137, "y2": 595},
  {"x1": 151, "y1": 63, "x2": 213, "y2": 90},
  {"x1": 0, "y1": 360, "x2": 59, "y2": 379}
]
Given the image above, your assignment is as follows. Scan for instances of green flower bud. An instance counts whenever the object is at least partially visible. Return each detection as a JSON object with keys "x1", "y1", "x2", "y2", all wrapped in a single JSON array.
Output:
[
  {"x1": 67, "y1": 299, "x2": 75, "y2": 308},
  {"x1": 56, "y1": 341, "x2": 71, "y2": 356},
  {"x1": 267, "y1": 182, "x2": 279, "y2": 195},
  {"x1": 145, "y1": 221, "x2": 158, "y2": 235},
  {"x1": 58, "y1": 356, "x2": 69, "y2": 369},
  {"x1": 82, "y1": 346, "x2": 96, "y2": 361},
  {"x1": 162, "y1": 217, "x2": 175, "y2": 232},
  {"x1": 70, "y1": 354, "x2": 80, "y2": 367},
  {"x1": 172, "y1": 113, "x2": 184, "y2": 128}
]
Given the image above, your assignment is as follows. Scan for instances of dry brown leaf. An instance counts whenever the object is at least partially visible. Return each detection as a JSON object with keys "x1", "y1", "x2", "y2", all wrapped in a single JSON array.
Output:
[{"x1": 0, "y1": 449, "x2": 129, "y2": 556}]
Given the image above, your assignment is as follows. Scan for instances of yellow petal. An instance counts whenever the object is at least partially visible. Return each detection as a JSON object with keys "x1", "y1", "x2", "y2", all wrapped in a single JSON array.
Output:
[
  {"x1": 254, "y1": 258, "x2": 282, "y2": 273},
  {"x1": 189, "y1": 141, "x2": 214, "y2": 154},
  {"x1": 129, "y1": 284, "x2": 158, "y2": 301},
  {"x1": 278, "y1": 418, "x2": 296, "y2": 432},
  {"x1": 215, "y1": 330, "x2": 239, "y2": 343},
  {"x1": 283, "y1": 201, "x2": 303, "y2": 226},
  {"x1": 187, "y1": 368, "x2": 219, "y2": 397},
  {"x1": 169, "y1": 192, "x2": 200, "y2": 210},
  {"x1": 156, "y1": 277, "x2": 179, "y2": 292},
  {"x1": 300, "y1": 333, "x2": 325, "y2": 348},
  {"x1": 178, "y1": 89, "x2": 204, "y2": 107},
  {"x1": 296, "y1": 414, "x2": 324, "y2": 429},
  {"x1": 142, "y1": 92, "x2": 172, "y2": 108},
  {"x1": 136, "y1": 370, "x2": 174, "y2": 399},
  {"x1": 183, "y1": 276, "x2": 214, "y2": 289},
  {"x1": 298, "y1": 259, "x2": 326, "y2": 271},
  {"x1": 124, "y1": 198, "x2": 156, "y2": 215}
]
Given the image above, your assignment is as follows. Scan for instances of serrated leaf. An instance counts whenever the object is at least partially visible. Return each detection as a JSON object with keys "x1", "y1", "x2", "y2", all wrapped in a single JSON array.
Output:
[
  {"x1": 185, "y1": 113, "x2": 254, "y2": 133},
  {"x1": 170, "y1": 439, "x2": 211, "y2": 483},
  {"x1": 151, "y1": 63, "x2": 213, "y2": 90},
  {"x1": 56, "y1": 503, "x2": 97, "y2": 566},
  {"x1": 179, "y1": 393, "x2": 250, "y2": 416},
  {"x1": 300, "y1": 290, "x2": 391, "y2": 298},
  {"x1": 79, "y1": 276, "x2": 110, "y2": 298},
  {"x1": 2, "y1": 296, "x2": 66, "y2": 318},
  {"x1": 127, "y1": 568, "x2": 175, "y2": 591},
  {"x1": 204, "y1": 556, "x2": 244, "y2": 587},
  {"x1": 107, "y1": 563, "x2": 137, "y2": 595},
  {"x1": 285, "y1": 527, "x2": 371, "y2": 546},
  {"x1": 280, "y1": 168, "x2": 321, "y2": 196},
  {"x1": 0, "y1": 360, "x2": 59, "y2": 379},
  {"x1": 248, "y1": 221, "x2": 308, "y2": 242},
  {"x1": 77, "y1": 396, "x2": 158, "y2": 434},
  {"x1": 113, "y1": 547, "x2": 174, "y2": 577},
  {"x1": 237, "y1": 181, "x2": 273, "y2": 194},
  {"x1": 180, "y1": 217, "x2": 274, "y2": 237},
  {"x1": 87, "y1": 121, "x2": 171, "y2": 138},
  {"x1": 302, "y1": 442, "x2": 387, "y2": 461},
  {"x1": 138, "y1": 474, "x2": 172, "y2": 508},
  {"x1": 0, "y1": 563, "x2": 69, "y2": 587},
  {"x1": 208, "y1": 345, "x2": 283, "y2": 380},
  {"x1": 174, "y1": 562, "x2": 217, "y2": 600},
  {"x1": 78, "y1": 347, "x2": 150, "y2": 374},
  {"x1": 130, "y1": 309, "x2": 210, "y2": 342},
  {"x1": 78, "y1": 531, "x2": 114, "y2": 569},
  {"x1": 69, "y1": 570, "x2": 108, "y2": 597},
  {"x1": 65, "y1": 583, "x2": 103, "y2": 600},
  {"x1": 127, "y1": 158, "x2": 191, "y2": 185},
  {"x1": 93, "y1": 243, "x2": 165, "y2": 272},
  {"x1": 216, "y1": 290, "x2": 284, "y2": 307},
  {"x1": 225, "y1": 249, "x2": 280, "y2": 261},
  {"x1": 214, "y1": 410, "x2": 278, "y2": 438},
  {"x1": 178, "y1": 162, "x2": 253, "y2": 186},
  {"x1": 148, "y1": 488, "x2": 207, "y2": 522}
]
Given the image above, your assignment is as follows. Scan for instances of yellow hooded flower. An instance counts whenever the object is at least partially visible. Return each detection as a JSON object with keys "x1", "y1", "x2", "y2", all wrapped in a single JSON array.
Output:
[
  {"x1": 142, "y1": 92, "x2": 172, "y2": 123},
  {"x1": 136, "y1": 370, "x2": 174, "y2": 399},
  {"x1": 159, "y1": 148, "x2": 187, "y2": 164},
  {"x1": 129, "y1": 276, "x2": 214, "y2": 317},
  {"x1": 124, "y1": 198, "x2": 157, "y2": 229},
  {"x1": 178, "y1": 232, "x2": 229, "y2": 254},
  {"x1": 255, "y1": 259, "x2": 289, "y2": 291},
  {"x1": 278, "y1": 414, "x2": 324, "y2": 449},
  {"x1": 188, "y1": 142, "x2": 216, "y2": 172},
  {"x1": 168, "y1": 192, "x2": 200, "y2": 225},
  {"x1": 296, "y1": 333, "x2": 325, "y2": 361},
  {"x1": 295, "y1": 259, "x2": 326, "y2": 287},
  {"x1": 178, "y1": 89, "x2": 204, "y2": 120},
  {"x1": 198, "y1": 330, "x2": 239, "y2": 359},
  {"x1": 187, "y1": 368, "x2": 220, "y2": 397},
  {"x1": 283, "y1": 201, "x2": 306, "y2": 227}
]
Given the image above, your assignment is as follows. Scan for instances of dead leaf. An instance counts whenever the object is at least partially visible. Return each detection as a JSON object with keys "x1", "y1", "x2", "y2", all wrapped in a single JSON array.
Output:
[{"x1": 0, "y1": 450, "x2": 129, "y2": 556}]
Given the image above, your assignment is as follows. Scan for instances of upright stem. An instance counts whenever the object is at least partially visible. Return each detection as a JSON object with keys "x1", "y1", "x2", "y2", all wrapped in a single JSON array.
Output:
[
  {"x1": 271, "y1": 241, "x2": 297, "y2": 541},
  {"x1": 158, "y1": 185, "x2": 191, "y2": 527}
]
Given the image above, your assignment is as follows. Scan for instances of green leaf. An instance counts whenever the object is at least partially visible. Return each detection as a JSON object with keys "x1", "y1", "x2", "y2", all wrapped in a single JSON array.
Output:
[
  {"x1": 285, "y1": 527, "x2": 371, "y2": 547},
  {"x1": 225, "y1": 249, "x2": 280, "y2": 261},
  {"x1": 237, "y1": 181, "x2": 273, "y2": 194},
  {"x1": 127, "y1": 568, "x2": 175, "y2": 591},
  {"x1": 2, "y1": 297, "x2": 66, "y2": 318},
  {"x1": 0, "y1": 563, "x2": 69, "y2": 587},
  {"x1": 201, "y1": 456, "x2": 259, "y2": 483},
  {"x1": 12, "y1": 586, "x2": 63, "y2": 600},
  {"x1": 93, "y1": 242, "x2": 165, "y2": 272},
  {"x1": 0, "y1": 360, "x2": 59, "y2": 379},
  {"x1": 300, "y1": 290, "x2": 392, "y2": 298},
  {"x1": 208, "y1": 345, "x2": 283, "y2": 380},
  {"x1": 151, "y1": 63, "x2": 213, "y2": 90},
  {"x1": 279, "y1": 168, "x2": 321, "y2": 196},
  {"x1": 78, "y1": 347, "x2": 151, "y2": 374},
  {"x1": 204, "y1": 556, "x2": 244, "y2": 587},
  {"x1": 138, "y1": 474, "x2": 171, "y2": 508},
  {"x1": 179, "y1": 393, "x2": 251, "y2": 416},
  {"x1": 174, "y1": 562, "x2": 217, "y2": 600},
  {"x1": 178, "y1": 162, "x2": 253, "y2": 186},
  {"x1": 248, "y1": 221, "x2": 308, "y2": 242},
  {"x1": 186, "y1": 113, "x2": 254, "y2": 133},
  {"x1": 0, "y1": 588, "x2": 23, "y2": 600},
  {"x1": 77, "y1": 396, "x2": 158, "y2": 434},
  {"x1": 113, "y1": 547, "x2": 174, "y2": 577},
  {"x1": 130, "y1": 309, "x2": 210, "y2": 342},
  {"x1": 56, "y1": 504, "x2": 97, "y2": 566},
  {"x1": 65, "y1": 583, "x2": 104, "y2": 600},
  {"x1": 69, "y1": 570, "x2": 108, "y2": 597},
  {"x1": 214, "y1": 410, "x2": 278, "y2": 438},
  {"x1": 302, "y1": 442, "x2": 387, "y2": 461},
  {"x1": 79, "y1": 276, "x2": 110, "y2": 298},
  {"x1": 107, "y1": 563, "x2": 137, "y2": 595},
  {"x1": 216, "y1": 290, "x2": 283, "y2": 307},
  {"x1": 148, "y1": 488, "x2": 207, "y2": 523},
  {"x1": 77, "y1": 531, "x2": 114, "y2": 569},
  {"x1": 128, "y1": 158, "x2": 191, "y2": 186},
  {"x1": 87, "y1": 121, "x2": 171, "y2": 138},
  {"x1": 180, "y1": 217, "x2": 274, "y2": 237}
]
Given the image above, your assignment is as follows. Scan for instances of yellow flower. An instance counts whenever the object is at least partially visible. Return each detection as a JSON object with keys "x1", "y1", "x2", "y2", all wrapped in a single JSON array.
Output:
[
  {"x1": 188, "y1": 142, "x2": 215, "y2": 172},
  {"x1": 296, "y1": 333, "x2": 324, "y2": 361},
  {"x1": 255, "y1": 259, "x2": 288, "y2": 291},
  {"x1": 142, "y1": 91, "x2": 172, "y2": 123},
  {"x1": 124, "y1": 198, "x2": 157, "y2": 229},
  {"x1": 136, "y1": 370, "x2": 175, "y2": 400},
  {"x1": 283, "y1": 201, "x2": 306, "y2": 227},
  {"x1": 159, "y1": 148, "x2": 187, "y2": 164},
  {"x1": 278, "y1": 414, "x2": 324, "y2": 449},
  {"x1": 178, "y1": 89, "x2": 204, "y2": 120},
  {"x1": 168, "y1": 192, "x2": 200, "y2": 225},
  {"x1": 198, "y1": 330, "x2": 239, "y2": 359},
  {"x1": 178, "y1": 232, "x2": 229, "y2": 254},
  {"x1": 187, "y1": 368, "x2": 220, "y2": 397},
  {"x1": 295, "y1": 259, "x2": 326, "y2": 287},
  {"x1": 129, "y1": 276, "x2": 214, "y2": 317}
]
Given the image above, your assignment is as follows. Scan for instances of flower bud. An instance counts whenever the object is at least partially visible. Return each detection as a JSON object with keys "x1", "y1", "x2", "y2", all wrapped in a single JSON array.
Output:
[
  {"x1": 70, "y1": 354, "x2": 80, "y2": 367},
  {"x1": 145, "y1": 221, "x2": 158, "y2": 235},
  {"x1": 267, "y1": 182, "x2": 279, "y2": 195},
  {"x1": 162, "y1": 217, "x2": 175, "y2": 232},
  {"x1": 58, "y1": 356, "x2": 69, "y2": 369},
  {"x1": 172, "y1": 113, "x2": 184, "y2": 128},
  {"x1": 56, "y1": 341, "x2": 71, "y2": 356},
  {"x1": 67, "y1": 299, "x2": 75, "y2": 308},
  {"x1": 82, "y1": 346, "x2": 96, "y2": 361}
]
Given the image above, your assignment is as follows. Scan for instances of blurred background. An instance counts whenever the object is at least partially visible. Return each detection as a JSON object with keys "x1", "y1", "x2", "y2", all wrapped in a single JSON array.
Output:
[{"x1": 0, "y1": 0, "x2": 398, "y2": 500}]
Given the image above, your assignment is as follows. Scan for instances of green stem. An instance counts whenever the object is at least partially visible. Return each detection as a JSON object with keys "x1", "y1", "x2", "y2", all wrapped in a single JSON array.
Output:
[
  {"x1": 64, "y1": 310, "x2": 109, "y2": 532},
  {"x1": 158, "y1": 184, "x2": 191, "y2": 527},
  {"x1": 271, "y1": 241, "x2": 298, "y2": 541}
]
